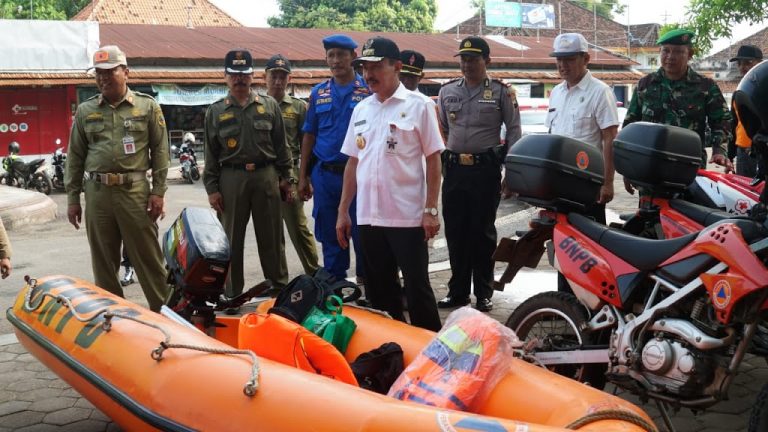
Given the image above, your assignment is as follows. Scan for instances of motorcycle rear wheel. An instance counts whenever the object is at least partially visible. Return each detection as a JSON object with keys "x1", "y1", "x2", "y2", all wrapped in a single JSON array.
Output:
[
  {"x1": 749, "y1": 383, "x2": 768, "y2": 432},
  {"x1": 505, "y1": 291, "x2": 606, "y2": 388},
  {"x1": 32, "y1": 173, "x2": 52, "y2": 195}
]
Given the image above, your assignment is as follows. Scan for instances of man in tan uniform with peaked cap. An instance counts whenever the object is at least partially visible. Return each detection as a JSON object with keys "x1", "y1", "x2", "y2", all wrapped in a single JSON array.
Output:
[{"x1": 65, "y1": 45, "x2": 170, "y2": 311}]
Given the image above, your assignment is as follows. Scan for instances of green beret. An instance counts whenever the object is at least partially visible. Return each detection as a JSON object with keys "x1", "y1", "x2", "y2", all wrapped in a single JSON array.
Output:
[{"x1": 657, "y1": 28, "x2": 695, "y2": 45}]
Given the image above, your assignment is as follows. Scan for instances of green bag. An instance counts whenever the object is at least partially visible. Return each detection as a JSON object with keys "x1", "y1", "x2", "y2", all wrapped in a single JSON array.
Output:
[{"x1": 301, "y1": 295, "x2": 357, "y2": 353}]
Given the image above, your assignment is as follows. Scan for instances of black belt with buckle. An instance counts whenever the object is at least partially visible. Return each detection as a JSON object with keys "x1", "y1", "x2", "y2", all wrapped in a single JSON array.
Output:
[
  {"x1": 221, "y1": 161, "x2": 273, "y2": 171},
  {"x1": 443, "y1": 150, "x2": 496, "y2": 167},
  {"x1": 319, "y1": 161, "x2": 347, "y2": 174}
]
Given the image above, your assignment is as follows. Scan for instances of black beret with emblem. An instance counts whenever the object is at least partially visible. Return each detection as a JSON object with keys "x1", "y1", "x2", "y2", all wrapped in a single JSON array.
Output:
[
  {"x1": 456, "y1": 36, "x2": 490, "y2": 57},
  {"x1": 400, "y1": 50, "x2": 425, "y2": 76},
  {"x1": 265, "y1": 54, "x2": 291, "y2": 73},
  {"x1": 225, "y1": 49, "x2": 253, "y2": 74}
]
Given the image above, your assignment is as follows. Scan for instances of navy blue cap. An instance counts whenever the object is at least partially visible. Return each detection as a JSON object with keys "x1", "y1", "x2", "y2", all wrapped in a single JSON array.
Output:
[
  {"x1": 225, "y1": 49, "x2": 253, "y2": 74},
  {"x1": 322, "y1": 34, "x2": 358, "y2": 51}
]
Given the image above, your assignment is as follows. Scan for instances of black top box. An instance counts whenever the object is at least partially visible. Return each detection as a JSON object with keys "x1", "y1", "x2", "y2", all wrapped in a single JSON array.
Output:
[
  {"x1": 504, "y1": 134, "x2": 604, "y2": 212},
  {"x1": 614, "y1": 122, "x2": 701, "y2": 193}
]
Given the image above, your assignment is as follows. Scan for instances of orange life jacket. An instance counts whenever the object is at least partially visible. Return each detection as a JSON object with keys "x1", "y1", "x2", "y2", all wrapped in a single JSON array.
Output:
[
  {"x1": 388, "y1": 313, "x2": 504, "y2": 411},
  {"x1": 238, "y1": 313, "x2": 358, "y2": 386}
]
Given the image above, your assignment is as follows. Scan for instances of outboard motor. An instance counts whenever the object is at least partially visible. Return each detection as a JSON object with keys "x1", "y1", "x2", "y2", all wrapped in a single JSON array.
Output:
[{"x1": 163, "y1": 207, "x2": 270, "y2": 330}]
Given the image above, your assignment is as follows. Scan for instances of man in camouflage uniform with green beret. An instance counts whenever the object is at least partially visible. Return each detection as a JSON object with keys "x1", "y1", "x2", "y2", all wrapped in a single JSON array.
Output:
[
  {"x1": 623, "y1": 29, "x2": 733, "y2": 193},
  {"x1": 265, "y1": 54, "x2": 320, "y2": 275},
  {"x1": 204, "y1": 49, "x2": 294, "y2": 304},
  {"x1": 65, "y1": 45, "x2": 170, "y2": 312}
]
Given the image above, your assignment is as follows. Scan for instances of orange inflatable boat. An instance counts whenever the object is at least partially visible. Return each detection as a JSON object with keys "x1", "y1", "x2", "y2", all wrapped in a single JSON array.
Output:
[{"x1": 7, "y1": 276, "x2": 658, "y2": 432}]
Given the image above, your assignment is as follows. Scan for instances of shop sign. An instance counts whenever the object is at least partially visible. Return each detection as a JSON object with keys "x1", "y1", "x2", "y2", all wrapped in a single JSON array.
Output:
[{"x1": 152, "y1": 84, "x2": 228, "y2": 106}]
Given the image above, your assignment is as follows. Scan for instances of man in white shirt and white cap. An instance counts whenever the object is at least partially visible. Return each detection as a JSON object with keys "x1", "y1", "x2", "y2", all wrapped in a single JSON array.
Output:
[{"x1": 546, "y1": 32, "x2": 619, "y2": 223}]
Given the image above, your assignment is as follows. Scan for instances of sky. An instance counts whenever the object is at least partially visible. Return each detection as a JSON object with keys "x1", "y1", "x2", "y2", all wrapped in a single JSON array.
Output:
[{"x1": 211, "y1": 0, "x2": 765, "y2": 56}]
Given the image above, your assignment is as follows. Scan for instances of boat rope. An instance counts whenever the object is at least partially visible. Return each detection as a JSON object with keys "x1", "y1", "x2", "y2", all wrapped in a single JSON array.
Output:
[
  {"x1": 22, "y1": 277, "x2": 261, "y2": 397},
  {"x1": 565, "y1": 409, "x2": 658, "y2": 431}
]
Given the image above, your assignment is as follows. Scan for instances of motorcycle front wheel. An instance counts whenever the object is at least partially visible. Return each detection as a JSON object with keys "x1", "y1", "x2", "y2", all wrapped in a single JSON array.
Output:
[
  {"x1": 32, "y1": 173, "x2": 52, "y2": 195},
  {"x1": 190, "y1": 166, "x2": 200, "y2": 181},
  {"x1": 52, "y1": 175, "x2": 65, "y2": 190},
  {"x1": 0, "y1": 173, "x2": 23, "y2": 188},
  {"x1": 505, "y1": 291, "x2": 606, "y2": 388},
  {"x1": 749, "y1": 383, "x2": 768, "y2": 432}
]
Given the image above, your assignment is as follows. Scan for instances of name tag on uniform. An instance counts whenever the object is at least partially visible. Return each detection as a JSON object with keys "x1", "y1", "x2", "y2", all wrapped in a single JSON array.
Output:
[{"x1": 123, "y1": 135, "x2": 136, "y2": 154}]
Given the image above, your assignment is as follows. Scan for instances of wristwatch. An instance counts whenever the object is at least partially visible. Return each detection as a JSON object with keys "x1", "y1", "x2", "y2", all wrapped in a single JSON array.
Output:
[
  {"x1": 287, "y1": 177, "x2": 299, "y2": 185},
  {"x1": 424, "y1": 207, "x2": 438, "y2": 216}
]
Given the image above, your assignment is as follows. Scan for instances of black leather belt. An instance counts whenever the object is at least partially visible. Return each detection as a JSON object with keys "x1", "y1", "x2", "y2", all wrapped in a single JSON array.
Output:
[
  {"x1": 221, "y1": 161, "x2": 273, "y2": 171},
  {"x1": 442, "y1": 150, "x2": 497, "y2": 167},
  {"x1": 319, "y1": 161, "x2": 347, "y2": 174}
]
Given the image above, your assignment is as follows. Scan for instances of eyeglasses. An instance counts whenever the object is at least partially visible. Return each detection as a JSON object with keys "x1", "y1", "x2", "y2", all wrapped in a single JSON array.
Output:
[
  {"x1": 94, "y1": 67, "x2": 124, "y2": 76},
  {"x1": 660, "y1": 47, "x2": 690, "y2": 58},
  {"x1": 737, "y1": 59, "x2": 759, "y2": 67}
]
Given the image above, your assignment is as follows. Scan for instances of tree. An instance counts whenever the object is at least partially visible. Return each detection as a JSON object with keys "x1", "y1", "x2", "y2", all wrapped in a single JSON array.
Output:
[
  {"x1": 687, "y1": 0, "x2": 768, "y2": 55},
  {"x1": 268, "y1": 0, "x2": 437, "y2": 33},
  {"x1": 0, "y1": 0, "x2": 90, "y2": 20},
  {"x1": 471, "y1": 0, "x2": 625, "y2": 21}
]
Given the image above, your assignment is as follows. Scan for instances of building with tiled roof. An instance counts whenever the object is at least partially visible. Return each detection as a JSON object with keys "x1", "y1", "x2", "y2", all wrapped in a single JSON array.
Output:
[
  {"x1": 0, "y1": 22, "x2": 642, "y2": 156},
  {"x1": 692, "y1": 27, "x2": 768, "y2": 96},
  {"x1": 444, "y1": 1, "x2": 660, "y2": 70},
  {"x1": 72, "y1": 0, "x2": 242, "y2": 27}
]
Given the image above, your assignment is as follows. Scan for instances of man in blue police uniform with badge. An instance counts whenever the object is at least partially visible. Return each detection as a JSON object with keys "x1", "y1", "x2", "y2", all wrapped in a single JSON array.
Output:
[{"x1": 299, "y1": 34, "x2": 371, "y2": 292}]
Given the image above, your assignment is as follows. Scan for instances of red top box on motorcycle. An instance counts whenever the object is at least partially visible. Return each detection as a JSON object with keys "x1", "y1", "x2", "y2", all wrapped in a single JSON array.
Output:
[
  {"x1": 163, "y1": 207, "x2": 230, "y2": 297},
  {"x1": 614, "y1": 122, "x2": 701, "y2": 194},
  {"x1": 504, "y1": 134, "x2": 604, "y2": 212}
]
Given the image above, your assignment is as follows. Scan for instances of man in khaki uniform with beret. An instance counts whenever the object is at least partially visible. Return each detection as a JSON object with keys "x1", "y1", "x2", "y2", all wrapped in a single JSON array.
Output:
[
  {"x1": 204, "y1": 49, "x2": 294, "y2": 307},
  {"x1": 265, "y1": 54, "x2": 320, "y2": 275},
  {"x1": 65, "y1": 45, "x2": 170, "y2": 311}
]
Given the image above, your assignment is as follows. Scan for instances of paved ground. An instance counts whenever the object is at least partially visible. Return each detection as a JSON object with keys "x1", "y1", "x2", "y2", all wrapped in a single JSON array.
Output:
[{"x1": 1, "y1": 160, "x2": 765, "y2": 431}]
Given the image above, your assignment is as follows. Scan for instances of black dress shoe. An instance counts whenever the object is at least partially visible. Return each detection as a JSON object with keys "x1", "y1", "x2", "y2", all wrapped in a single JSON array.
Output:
[
  {"x1": 355, "y1": 297, "x2": 371, "y2": 307},
  {"x1": 475, "y1": 298, "x2": 493, "y2": 312},
  {"x1": 224, "y1": 306, "x2": 241, "y2": 316},
  {"x1": 437, "y1": 296, "x2": 471, "y2": 308}
]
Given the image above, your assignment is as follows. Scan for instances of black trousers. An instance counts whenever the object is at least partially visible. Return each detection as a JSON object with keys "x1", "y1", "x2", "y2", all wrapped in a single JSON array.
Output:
[
  {"x1": 442, "y1": 164, "x2": 501, "y2": 301},
  {"x1": 358, "y1": 225, "x2": 442, "y2": 331}
]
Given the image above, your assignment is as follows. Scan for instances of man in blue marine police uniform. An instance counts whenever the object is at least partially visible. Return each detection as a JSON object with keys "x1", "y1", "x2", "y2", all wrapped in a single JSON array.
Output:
[
  {"x1": 436, "y1": 36, "x2": 521, "y2": 312},
  {"x1": 298, "y1": 34, "x2": 372, "y2": 290}
]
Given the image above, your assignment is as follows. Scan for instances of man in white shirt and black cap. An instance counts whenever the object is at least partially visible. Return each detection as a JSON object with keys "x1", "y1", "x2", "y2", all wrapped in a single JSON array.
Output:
[{"x1": 336, "y1": 36, "x2": 444, "y2": 331}]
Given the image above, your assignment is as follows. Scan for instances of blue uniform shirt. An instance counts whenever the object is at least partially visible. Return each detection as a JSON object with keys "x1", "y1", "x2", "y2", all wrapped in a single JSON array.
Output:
[{"x1": 303, "y1": 74, "x2": 370, "y2": 163}]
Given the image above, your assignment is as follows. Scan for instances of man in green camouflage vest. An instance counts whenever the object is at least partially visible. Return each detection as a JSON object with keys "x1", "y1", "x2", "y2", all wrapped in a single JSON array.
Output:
[
  {"x1": 65, "y1": 45, "x2": 170, "y2": 312},
  {"x1": 623, "y1": 29, "x2": 733, "y2": 193}
]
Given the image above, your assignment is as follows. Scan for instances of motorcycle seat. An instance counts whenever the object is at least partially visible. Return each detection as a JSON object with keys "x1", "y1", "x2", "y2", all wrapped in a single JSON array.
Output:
[
  {"x1": 568, "y1": 213, "x2": 697, "y2": 271},
  {"x1": 669, "y1": 199, "x2": 743, "y2": 226}
]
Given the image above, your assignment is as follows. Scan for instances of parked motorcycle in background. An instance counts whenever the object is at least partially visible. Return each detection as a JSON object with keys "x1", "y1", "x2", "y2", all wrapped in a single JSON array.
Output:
[
  {"x1": 172, "y1": 132, "x2": 200, "y2": 184},
  {"x1": 51, "y1": 139, "x2": 66, "y2": 191},
  {"x1": 0, "y1": 141, "x2": 52, "y2": 195}
]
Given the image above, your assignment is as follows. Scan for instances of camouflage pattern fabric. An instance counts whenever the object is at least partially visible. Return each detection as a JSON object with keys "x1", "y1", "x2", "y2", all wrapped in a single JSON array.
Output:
[{"x1": 623, "y1": 67, "x2": 733, "y2": 166}]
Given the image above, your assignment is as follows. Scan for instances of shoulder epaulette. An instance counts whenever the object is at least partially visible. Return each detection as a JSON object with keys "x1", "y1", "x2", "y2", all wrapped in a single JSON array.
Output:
[
  {"x1": 132, "y1": 91, "x2": 157, "y2": 102},
  {"x1": 441, "y1": 77, "x2": 462, "y2": 87},
  {"x1": 84, "y1": 94, "x2": 99, "y2": 101}
]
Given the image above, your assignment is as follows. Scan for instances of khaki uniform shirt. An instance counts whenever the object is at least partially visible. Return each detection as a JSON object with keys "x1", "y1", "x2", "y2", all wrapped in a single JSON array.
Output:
[
  {"x1": 0, "y1": 219, "x2": 10, "y2": 259},
  {"x1": 65, "y1": 88, "x2": 170, "y2": 205},
  {"x1": 203, "y1": 91, "x2": 291, "y2": 195},
  {"x1": 438, "y1": 77, "x2": 521, "y2": 154},
  {"x1": 277, "y1": 94, "x2": 307, "y2": 161}
]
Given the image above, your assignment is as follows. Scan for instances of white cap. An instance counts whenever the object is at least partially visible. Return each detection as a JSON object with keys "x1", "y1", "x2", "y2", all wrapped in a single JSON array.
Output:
[{"x1": 550, "y1": 33, "x2": 589, "y2": 57}]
